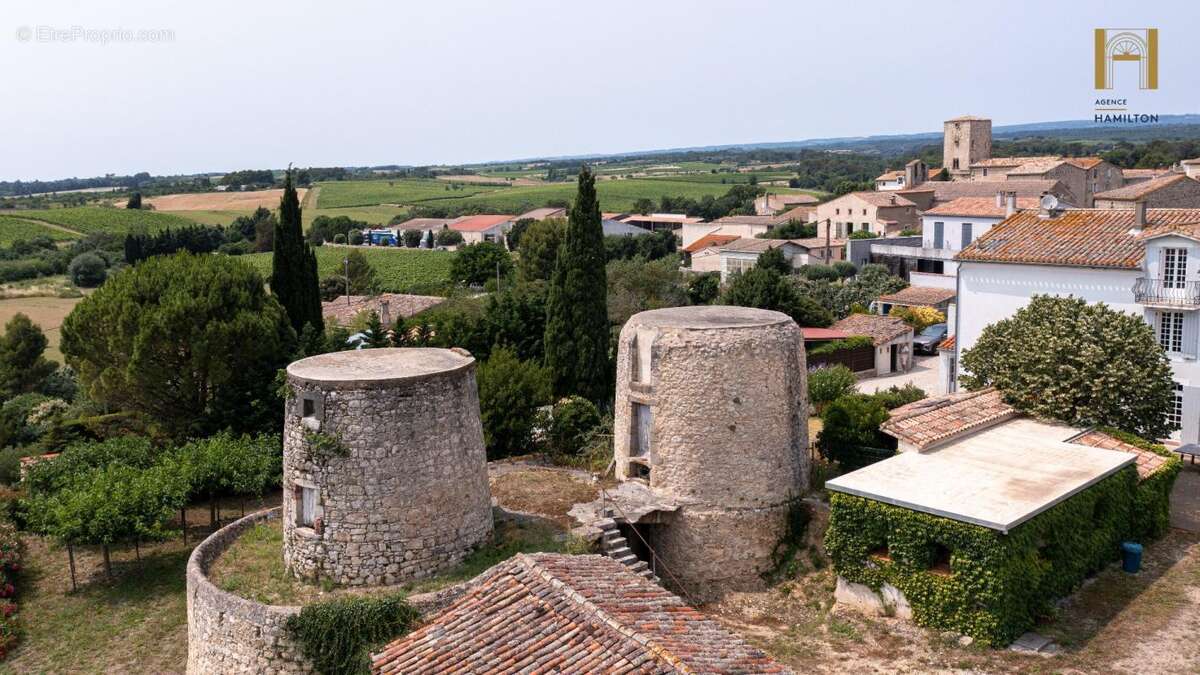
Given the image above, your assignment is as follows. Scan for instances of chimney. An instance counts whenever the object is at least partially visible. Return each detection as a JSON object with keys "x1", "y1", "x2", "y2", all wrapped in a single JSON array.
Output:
[
  {"x1": 1005, "y1": 192, "x2": 1017, "y2": 217},
  {"x1": 995, "y1": 191, "x2": 1004, "y2": 208},
  {"x1": 1135, "y1": 200, "x2": 1148, "y2": 229},
  {"x1": 380, "y1": 299, "x2": 391, "y2": 328},
  {"x1": 889, "y1": 194, "x2": 896, "y2": 204}
]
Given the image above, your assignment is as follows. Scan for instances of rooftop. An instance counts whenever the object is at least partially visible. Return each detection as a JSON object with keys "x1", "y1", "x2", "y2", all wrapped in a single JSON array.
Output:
[
  {"x1": 922, "y1": 196, "x2": 1040, "y2": 218},
  {"x1": 712, "y1": 215, "x2": 778, "y2": 226},
  {"x1": 321, "y1": 293, "x2": 442, "y2": 327},
  {"x1": 371, "y1": 553, "x2": 787, "y2": 674},
  {"x1": 876, "y1": 286, "x2": 956, "y2": 307},
  {"x1": 938, "y1": 334, "x2": 956, "y2": 351},
  {"x1": 837, "y1": 191, "x2": 916, "y2": 208},
  {"x1": 830, "y1": 313, "x2": 912, "y2": 346},
  {"x1": 287, "y1": 347, "x2": 473, "y2": 385},
  {"x1": 969, "y1": 156, "x2": 1057, "y2": 169},
  {"x1": 876, "y1": 170, "x2": 905, "y2": 181},
  {"x1": 899, "y1": 179, "x2": 1065, "y2": 204},
  {"x1": 771, "y1": 205, "x2": 817, "y2": 225},
  {"x1": 628, "y1": 305, "x2": 792, "y2": 330},
  {"x1": 682, "y1": 232, "x2": 740, "y2": 253},
  {"x1": 956, "y1": 208, "x2": 1200, "y2": 269},
  {"x1": 449, "y1": 214, "x2": 514, "y2": 232},
  {"x1": 801, "y1": 327, "x2": 852, "y2": 340},
  {"x1": 517, "y1": 207, "x2": 566, "y2": 220},
  {"x1": 392, "y1": 217, "x2": 452, "y2": 230},
  {"x1": 1094, "y1": 173, "x2": 1193, "y2": 201}
]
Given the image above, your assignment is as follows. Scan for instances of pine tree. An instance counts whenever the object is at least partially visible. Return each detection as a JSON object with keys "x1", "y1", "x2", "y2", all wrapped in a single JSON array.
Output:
[
  {"x1": 544, "y1": 166, "x2": 611, "y2": 404},
  {"x1": 271, "y1": 169, "x2": 324, "y2": 335}
]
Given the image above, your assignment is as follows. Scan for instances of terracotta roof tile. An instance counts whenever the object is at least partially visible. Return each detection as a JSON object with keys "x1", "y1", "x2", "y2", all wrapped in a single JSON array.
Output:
[
  {"x1": 842, "y1": 191, "x2": 916, "y2": 208},
  {"x1": 922, "y1": 196, "x2": 1040, "y2": 218},
  {"x1": 937, "y1": 334, "x2": 956, "y2": 351},
  {"x1": 829, "y1": 313, "x2": 912, "y2": 346},
  {"x1": 956, "y1": 208, "x2": 1200, "y2": 268},
  {"x1": 1094, "y1": 173, "x2": 1194, "y2": 201},
  {"x1": 877, "y1": 286, "x2": 956, "y2": 307},
  {"x1": 371, "y1": 553, "x2": 788, "y2": 674},
  {"x1": 1068, "y1": 430, "x2": 1172, "y2": 480},
  {"x1": 876, "y1": 170, "x2": 905, "y2": 181},
  {"x1": 899, "y1": 179, "x2": 1066, "y2": 204},
  {"x1": 450, "y1": 214, "x2": 514, "y2": 232},
  {"x1": 683, "y1": 233, "x2": 739, "y2": 253},
  {"x1": 881, "y1": 388, "x2": 1016, "y2": 451},
  {"x1": 1123, "y1": 168, "x2": 1169, "y2": 178},
  {"x1": 969, "y1": 156, "x2": 1060, "y2": 169},
  {"x1": 322, "y1": 293, "x2": 443, "y2": 327},
  {"x1": 771, "y1": 205, "x2": 817, "y2": 225}
]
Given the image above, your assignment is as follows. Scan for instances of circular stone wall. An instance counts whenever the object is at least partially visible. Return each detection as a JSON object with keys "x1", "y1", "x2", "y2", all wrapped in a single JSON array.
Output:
[
  {"x1": 282, "y1": 348, "x2": 493, "y2": 586},
  {"x1": 612, "y1": 306, "x2": 808, "y2": 597}
]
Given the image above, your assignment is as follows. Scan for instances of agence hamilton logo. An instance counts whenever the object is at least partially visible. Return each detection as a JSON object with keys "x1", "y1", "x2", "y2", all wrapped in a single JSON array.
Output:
[{"x1": 1093, "y1": 28, "x2": 1159, "y2": 125}]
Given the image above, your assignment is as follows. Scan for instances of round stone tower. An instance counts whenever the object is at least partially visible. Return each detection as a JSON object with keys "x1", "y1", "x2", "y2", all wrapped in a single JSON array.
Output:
[
  {"x1": 282, "y1": 348, "x2": 492, "y2": 586},
  {"x1": 613, "y1": 306, "x2": 808, "y2": 598}
]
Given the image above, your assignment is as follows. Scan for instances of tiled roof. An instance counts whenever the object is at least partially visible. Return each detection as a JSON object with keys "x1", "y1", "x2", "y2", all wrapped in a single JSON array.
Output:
[
  {"x1": 843, "y1": 191, "x2": 916, "y2": 208},
  {"x1": 881, "y1": 388, "x2": 1016, "y2": 451},
  {"x1": 719, "y1": 238, "x2": 791, "y2": 254},
  {"x1": 371, "y1": 553, "x2": 788, "y2": 674},
  {"x1": 922, "y1": 196, "x2": 1040, "y2": 218},
  {"x1": 683, "y1": 233, "x2": 740, "y2": 253},
  {"x1": 876, "y1": 170, "x2": 905, "y2": 181},
  {"x1": 938, "y1": 334, "x2": 956, "y2": 351},
  {"x1": 877, "y1": 286, "x2": 956, "y2": 306},
  {"x1": 1094, "y1": 173, "x2": 1192, "y2": 201},
  {"x1": 1006, "y1": 158, "x2": 1072, "y2": 175},
  {"x1": 1064, "y1": 157, "x2": 1105, "y2": 170},
  {"x1": 517, "y1": 207, "x2": 566, "y2": 220},
  {"x1": 393, "y1": 217, "x2": 452, "y2": 230},
  {"x1": 830, "y1": 313, "x2": 912, "y2": 346},
  {"x1": 969, "y1": 156, "x2": 1057, "y2": 169},
  {"x1": 1068, "y1": 430, "x2": 1172, "y2": 480},
  {"x1": 771, "y1": 205, "x2": 817, "y2": 225},
  {"x1": 789, "y1": 236, "x2": 846, "y2": 249},
  {"x1": 1123, "y1": 168, "x2": 1169, "y2": 178},
  {"x1": 802, "y1": 327, "x2": 852, "y2": 340},
  {"x1": 450, "y1": 214, "x2": 514, "y2": 232},
  {"x1": 712, "y1": 215, "x2": 777, "y2": 226},
  {"x1": 322, "y1": 293, "x2": 443, "y2": 327},
  {"x1": 900, "y1": 179, "x2": 1065, "y2": 204},
  {"x1": 956, "y1": 208, "x2": 1200, "y2": 268}
]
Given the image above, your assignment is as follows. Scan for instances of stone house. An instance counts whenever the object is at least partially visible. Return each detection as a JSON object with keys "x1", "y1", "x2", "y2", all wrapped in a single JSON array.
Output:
[
  {"x1": 681, "y1": 215, "x2": 775, "y2": 249},
  {"x1": 683, "y1": 233, "x2": 739, "y2": 273},
  {"x1": 814, "y1": 191, "x2": 919, "y2": 239},
  {"x1": 1094, "y1": 172, "x2": 1200, "y2": 209},
  {"x1": 829, "y1": 313, "x2": 913, "y2": 375},
  {"x1": 968, "y1": 156, "x2": 1123, "y2": 207},
  {"x1": 943, "y1": 116, "x2": 992, "y2": 177},
  {"x1": 718, "y1": 237, "x2": 844, "y2": 282},
  {"x1": 754, "y1": 192, "x2": 818, "y2": 215}
]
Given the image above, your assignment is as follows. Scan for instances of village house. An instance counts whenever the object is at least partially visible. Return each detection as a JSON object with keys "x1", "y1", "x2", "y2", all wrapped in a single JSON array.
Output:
[
  {"x1": 952, "y1": 203, "x2": 1200, "y2": 445},
  {"x1": 618, "y1": 212, "x2": 705, "y2": 232},
  {"x1": 874, "y1": 286, "x2": 956, "y2": 317},
  {"x1": 684, "y1": 233, "x2": 739, "y2": 273},
  {"x1": 829, "y1": 312, "x2": 913, "y2": 376},
  {"x1": 874, "y1": 159, "x2": 930, "y2": 192},
  {"x1": 968, "y1": 156, "x2": 1122, "y2": 207},
  {"x1": 448, "y1": 214, "x2": 514, "y2": 245},
  {"x1": 1183, "y1": 158, "x2": 1200, "y2": 180},
  {"x1": 814, "y1": 191, "x2": 919, "y2": 239},
  {"x1": 718, "y1": 237, "x2": 844, "y2": 282},
  {"x1": 1124, "y1": 167, "x2": 1171, "y2": 185},
  {"x1": 680, "y1": 214, "x2": 775, "y2": 248},
  {"x1": 321, "y1": 293, "x2": 443, "y2": 328},
  {"x1": 754, "y1": 192, "x2": 818, "y2": 215},
  {"x1": 515, "y1": 206, "x2": 566, "y2": 221},
  {"x1": 1094, "y1": 172, "x2": 1200, "y2": 209},
  {"x1": 896, "y1": 178, "x2": 1069, "y2": 211}
]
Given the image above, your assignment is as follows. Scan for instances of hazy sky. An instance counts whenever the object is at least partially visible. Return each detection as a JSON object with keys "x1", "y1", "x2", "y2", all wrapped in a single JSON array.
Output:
[{"x1": 1, "y1": 0, "x2": 1196, "y2": 180}]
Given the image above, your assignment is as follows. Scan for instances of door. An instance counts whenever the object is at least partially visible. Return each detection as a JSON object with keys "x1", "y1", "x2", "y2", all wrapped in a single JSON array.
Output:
[
  {"x1": 889, "y1": 344, "x2": 898, "y2": 373},
  {"x1": 933, "y1": 222, "x2": 945, "y2": 249},
  {"x1": 631, "y1": 403, "x2": 652, "y2": 457}
]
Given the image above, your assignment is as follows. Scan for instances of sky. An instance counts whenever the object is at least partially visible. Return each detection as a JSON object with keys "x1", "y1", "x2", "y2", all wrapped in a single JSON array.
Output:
[{"x1": 1, "y1": 0, "x2": 1197, "y2": 181}]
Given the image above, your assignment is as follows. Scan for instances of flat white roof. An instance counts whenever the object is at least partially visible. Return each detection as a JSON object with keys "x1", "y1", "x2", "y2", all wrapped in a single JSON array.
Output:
[{"x1": 825, "y1": 418, "x2": 1135, "y2": 533}]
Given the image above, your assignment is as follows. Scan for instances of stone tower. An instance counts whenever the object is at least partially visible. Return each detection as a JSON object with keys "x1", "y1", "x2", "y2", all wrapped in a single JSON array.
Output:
[
  {"x1": 612, "y1": 306, "x2": 808, "y2": 599},
  {"x1": 281, "y1": 348, "x2": 493, "y2": 586},
  {"x1": 943, "y1": 115, "x2": 992, "y2": 178}
]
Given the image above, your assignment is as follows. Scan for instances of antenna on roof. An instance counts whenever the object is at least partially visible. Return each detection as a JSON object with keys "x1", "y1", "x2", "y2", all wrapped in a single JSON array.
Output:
[{"x1": 1038, "y1": 194, "x2": 1060, "y2": 219}]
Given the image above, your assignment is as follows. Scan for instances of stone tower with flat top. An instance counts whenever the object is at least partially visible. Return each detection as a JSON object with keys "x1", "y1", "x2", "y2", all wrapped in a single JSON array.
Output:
[{"x1": 944, "y1": 116, "x2": 992, "y2": 178}]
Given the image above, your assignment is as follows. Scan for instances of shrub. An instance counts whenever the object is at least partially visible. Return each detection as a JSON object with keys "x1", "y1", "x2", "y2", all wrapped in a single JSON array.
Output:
[
  {"x1": 546, "y1": 396, "x2": 601, "y2": 456},
  {"x1": 890, "y1": 305, "x2": 945, "y2": 333},
  {"x1": 800, "y1": 264, "x2": 839, "y2": 281},
  {"x1": 401, "y1": 229, "x2": 422, "y2": 248},
  {"x1": 332, "y1": 233, "x2": 347, "y2": 244},
  {"x1": 871, "y1": 383, "x2": 926, "y2": 410},
  {"x1": 67, "y1": 252, "x2": 107, "y2": 287},
  {"x1": 476, "y1": 347, "x2": 551, "y2": 459},
  {"x1": 848, "y1": 230, "x2": 878, "y2": 239},
  {"x1": 348, "y1": 231, "x2": 364, "y2": 246},
  {"x1": 831, "y1": 260, "x2": 857, "y2": 278},
  {"x1": 807, "y1": 335, "x2": 873, "y2": 358},
  {"x1": 816, "y1": 394, "x2": 892, "y2": 470},
  {"x1": 0, "y1": 519, "x2": 21, "y2": 658},
  {"x1": 0, "y1": 450, "x2": 21, "y2": 487},
  {"x1": 807, "y1": 366, "x2": 857, "y2": 410},
  {"x1": 435, "y1": 229, "x2": 463, "y2": 246},
  {"x1": 285, "y1": 593, "x2": 418, "y2": 675},
  {"x1": 686, "y1": 272, "x2": 719, "y2": 305}
]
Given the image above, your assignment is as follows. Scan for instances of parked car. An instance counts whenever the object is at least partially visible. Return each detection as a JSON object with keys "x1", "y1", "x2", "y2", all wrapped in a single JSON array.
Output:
[{"x1": 913, "y1": 323, "x2": 948, "y2": 355}]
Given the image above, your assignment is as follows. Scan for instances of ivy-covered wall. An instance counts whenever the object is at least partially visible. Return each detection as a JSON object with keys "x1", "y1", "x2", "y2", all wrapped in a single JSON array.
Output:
[{"x1": 826, "y1": 458, "x2": 1175, "y2": 646}]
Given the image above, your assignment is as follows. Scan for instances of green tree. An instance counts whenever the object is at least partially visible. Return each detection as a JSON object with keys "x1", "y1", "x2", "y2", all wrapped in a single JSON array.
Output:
[
  {"x1": 721, "y1": 267, "x2": 833, "y2": 327},
  {"x1": 482, "y1": 282, "x2": 548, "y2": 362},
  {"x1": 68, "y1": 252, "x2": 107, "y2": 287},
  {"x1": 61, "y1": 253, "x2": 296, "y2": 439},
  {"x1": 606, "y1": 257, "x2": 688, "y2": 327},
  {"x1": 435, "y1": 229, "x2": 463, "y2": 246},
  {"x1": 450, "y1": 242, "x2": 513, "y2": 287},
  {"x1": 126, "y1": 192, "x2": 142, "y2": 209},
  {"x1": 816, "y1": 394, "x2": 892, "y2": 470},
  {"x1": 169, "y1": 432, "x2": 281, "y2": 527},
  {"x1": 0, "y1": 313, "x2": 58, "y2": 400},
  {"x1": 546, "y1": 395, "x2": 601, "y2": 456},
  {"x1": 271, "y1": 169, "x2": 324, "y2": 335},
  {"x1": 361, "y1": 310, "x2": 390, "y2": 348},
  {"x1": 476, "y1": 347, "x2": 551, "y2": 458},
  {"x1": 516, "y1": 218, "x2": 565, "y2": 282},
  {"x1": 686, "y1": 272, "x2": 720, "y2": 305},
  {"x1": 545, "y1": 167, "x2": 612, "y2": 403},
  {"x1": 342, "y1": 249, "x2": 380, "y2": 296},
  {"x1": 755, "y1": 246, "x2": 791, "y2": 275},
  {"x1": 505, "y1": 217, "x2": 535, "y2": 250},
  {"x1": 834, "y1": 264, "x2": 906, "y2": 317},
  {"x1": 961, "y1": 295, "x2": 1174, "y2": 439},
  {"x1": 402, "y1": 229, "x2": 422, "y2": 248},
  {"x1": 808, "y1": 365, "x2": 857, "y2": 411}
]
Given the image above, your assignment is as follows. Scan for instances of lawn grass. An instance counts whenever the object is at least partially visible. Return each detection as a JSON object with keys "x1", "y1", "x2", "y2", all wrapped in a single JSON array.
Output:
[
  {"x1": 0, "y1": 218, "x2": 82, "y2": 245},
  {"x1": 0, "y1": 208, "x2": 198, "y2": 236},
  {"x1": 239, "y1": 245, "x2": 454, "y2": 293},
  {"x1": 315, "y1": 179, "x2": 501, "y2": 209}
]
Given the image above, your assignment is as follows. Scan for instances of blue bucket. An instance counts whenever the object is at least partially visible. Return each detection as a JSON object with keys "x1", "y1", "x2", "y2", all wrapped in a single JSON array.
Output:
[{"x1": 1121, "y1": 541, "x2": 1143, "y2": 573}]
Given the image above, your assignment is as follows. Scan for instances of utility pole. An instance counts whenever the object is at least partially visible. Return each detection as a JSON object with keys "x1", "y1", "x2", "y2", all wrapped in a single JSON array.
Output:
[
  {"x1": 824, "y1": 218, "x2": 831, "y2": 263},
  {"x1": 344, "y1": 256, "x2": 351, "y2": 306}
]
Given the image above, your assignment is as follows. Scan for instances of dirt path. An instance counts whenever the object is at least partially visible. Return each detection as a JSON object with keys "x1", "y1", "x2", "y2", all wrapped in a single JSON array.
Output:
[{"x1": 8, "y1": 217, "x2": 84, "y2": 237}]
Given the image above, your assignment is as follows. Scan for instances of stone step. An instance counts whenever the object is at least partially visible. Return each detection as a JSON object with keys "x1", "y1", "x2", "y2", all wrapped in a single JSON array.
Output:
[
  {"x1": 615, "y1": 554, "x2": 638, "y2": 566},
  {"x1": 601, "y1": 531, "x2": 624, "y2": 543},
  {"x1": 628, "y1": 560, "x2": 649, "y2": 573},
  {"x1": 596, "y1": 518, "x2": 618, "y2": 531},
  {"x1": 607, "y1": 546, "x2": 632, "y2": 559}
]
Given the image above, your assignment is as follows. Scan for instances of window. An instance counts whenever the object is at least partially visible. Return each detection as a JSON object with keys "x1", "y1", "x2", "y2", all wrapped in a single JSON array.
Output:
[
  {"x1": 1167, "y1": 383, "x2": 1184, "y2": 430},
  {"x1": 952, "y1": 158, "x2": 960, "y2": 170},
  {"x1": 726, "y1": 257, "x2": 754, "y2": 277},
  {"x1": 862, "y1": 222, "x2": 870, "y2": 232},
  {"x1": 933, "y1": 221, "x2": 944, "y2": 249},
  {"x1": 1162, "y1": 248, "x2": 1188, "y2": 289},
  {"x1": 1158, "y1": 311, "x2": 1184, "y2": 353},
  {"x1": 961, "y1": 223, "x2": 973, "y2": 250},
  {"x1": 631, "y1": 403, "x2": 652, "y2": 458},
  {"x1": 302, "y1": 398, "x2": 315, "y2": 418},
  {"x1": 862, "y1": 208, "x2": 867, "y2": 216},
  {"x1": 295, "y1": 484, "x2": 317, "y2": 527},
  {"x1": 982, "y1": 168, "x2": 988, "y2": 177},
  {"x1": 835, "y1": 208, "x2": 840, "y2": 215}
]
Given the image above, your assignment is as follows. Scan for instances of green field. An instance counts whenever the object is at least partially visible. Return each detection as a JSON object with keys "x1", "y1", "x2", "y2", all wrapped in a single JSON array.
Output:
[
  {"x1": 316, "y1": 179, "x2": 501, "y2": 209},
  {"x1": 0, "y1": 208, "x2": 199, "y2": 236},
  {"x1": 241, "y1": 245, "x2": 454, "y2": 292},
  {"x1": 0, "y1": 217, "x2": 83, "y2": 245},
  {"x1": 641, "y1": 171, "x2": 798, "y2": 184}
]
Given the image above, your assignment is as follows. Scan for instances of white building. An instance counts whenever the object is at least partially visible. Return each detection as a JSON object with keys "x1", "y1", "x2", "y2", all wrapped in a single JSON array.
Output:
[
  {"x1": 951, "y1": 203, "x2": 1200, "y2": 445},
  {"x1": 448, "y1": 214, "x2": 514, "y2": 245},
  {"x1": 717, "y1": 237, "x2": 844, "y2": 282},
  {"x1": 680, "y1": 216, "x2": 775, "y2": 249},
  {"x1": 829, "y1": 313, "x2": 913, "y2": 376}
]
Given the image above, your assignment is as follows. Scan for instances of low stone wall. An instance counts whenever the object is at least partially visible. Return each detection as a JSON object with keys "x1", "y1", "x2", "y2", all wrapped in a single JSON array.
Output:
[{"x1": 186, "y1": 508, "x2": 310, "y2": 675}]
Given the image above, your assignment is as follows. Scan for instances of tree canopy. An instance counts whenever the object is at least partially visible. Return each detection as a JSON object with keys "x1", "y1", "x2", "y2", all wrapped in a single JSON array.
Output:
[
  {"x1": 450, "y1": 242, "x2": 513, "y2": 287},
  {"x1": 960, "y1": 295, "x2": 1175, "y2": 439},
  {"x1": 721, "y1": 266, "x2": 833, "y2": 327},
  {"x1": 516, "y1": 218, "x2": 565, "y2": 282},
  {"x1": 0, "y1": 313, "x2": 57, "y2": 400}
]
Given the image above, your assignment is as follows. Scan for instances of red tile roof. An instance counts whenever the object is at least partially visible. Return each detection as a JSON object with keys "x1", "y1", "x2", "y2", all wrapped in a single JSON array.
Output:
[
  {"x1": 371, "y1": 553, "x2": 787, "y2": 674},
  {"x1": 881, "y1": 388, "x2": 1017, "y2": 451},
  {"x1": 922, "y1": 196, "x2": 1040, "y2": 218},
  {"x1": 840, "y1": 191, "x2": 916, "y2": 208},
  {"x1": 801, "y1": 327, "x2": 852, "y2": 340},
  {"x1": 900, "y1": 179, "x2": 1065, "y2": 204},
  {"x1": 1065, "y1": 157, "x2": 1105, "y2": 170},
  {"x1": 683, "y1": 233, "x2": 739, "y2": 253},
  {"x1": 938, "y1": 334, "x2": 956, "y2": 351},
  {"x1": 1094, "y1": 173, "x2": 1194, "y2": 201},
  {"x1": 956, "y1": 208, "x2": 1200, "y2": 268},
  {"x1": 1123, "y1": 168, "x2": 1169, "y2": 179},
  {"x1": 877, "y1": 286, "x2": 956, "y2": 307},
  {"x1": 830, "y1": 313, "x2": 912, "y2": 346},
  {"x1": 450, "y1": 214, "x2": 514, "y2": 232},
  {"x1": 322, "y1": 293, "x2": 443, "y2": 327},
  {"x1": 771, "y1": 205, "x2": 817, "y2": 225}
]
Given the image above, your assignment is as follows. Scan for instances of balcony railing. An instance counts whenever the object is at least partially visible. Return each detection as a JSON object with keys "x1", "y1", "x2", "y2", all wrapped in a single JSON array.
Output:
[{"x1": 1134, "y1": 278, "x2": 1200, "y2": 306}]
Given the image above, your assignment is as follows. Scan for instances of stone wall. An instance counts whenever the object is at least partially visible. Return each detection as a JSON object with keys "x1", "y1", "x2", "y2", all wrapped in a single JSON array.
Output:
[
  {"x1": 612, "y1": 306, "x2": 809, "y2": 600},
  {"x1": 282, "y1": 348, "x2": 493, "y2": 586},
  {"x1": 186, "y1": 508, "x2": 310, "y2": 675}
]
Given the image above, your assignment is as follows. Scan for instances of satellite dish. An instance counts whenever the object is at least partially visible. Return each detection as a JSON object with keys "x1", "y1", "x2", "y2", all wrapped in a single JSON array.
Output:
[{"x1": 1039, "y1": 194, "x2": 1059, "y2": 211}]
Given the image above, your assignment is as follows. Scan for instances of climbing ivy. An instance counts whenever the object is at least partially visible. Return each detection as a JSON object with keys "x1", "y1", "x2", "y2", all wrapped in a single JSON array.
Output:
[
  {"x1": 285, "y1": 593, "x2": 418, "y2": 675},
  {"x1": 825, "y1": 462, "x2": 1170, "y2": 646},
  {"x1": 1096, "y1": 427, "x2": 1182, "y2": 540}
]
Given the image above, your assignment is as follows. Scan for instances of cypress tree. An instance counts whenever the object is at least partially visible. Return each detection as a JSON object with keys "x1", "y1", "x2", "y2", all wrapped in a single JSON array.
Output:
[
  {"x1": 544, "y1": 166, "x2": 611, "y2": 403},
  {"x1": 271, "y1": 169, "x2": 324, "y2": 335}
]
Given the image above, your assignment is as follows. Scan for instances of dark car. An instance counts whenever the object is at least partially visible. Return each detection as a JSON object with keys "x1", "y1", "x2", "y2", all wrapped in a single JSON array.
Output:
[{"x1": 912, "y1": 323, "x2": 948, "y2": 355}]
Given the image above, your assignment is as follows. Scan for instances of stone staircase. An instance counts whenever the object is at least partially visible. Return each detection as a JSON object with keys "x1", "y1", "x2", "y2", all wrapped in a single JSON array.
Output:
[{"x1": 597, "y1": 508, "x2": 660, "y2": 585}]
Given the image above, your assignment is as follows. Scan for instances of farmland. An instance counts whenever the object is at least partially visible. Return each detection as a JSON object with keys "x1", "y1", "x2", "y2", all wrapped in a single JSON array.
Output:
[
  {"x1": 241, "y1": 245, "x2": 454, "y2": 292},
  {"x1": 0, "y1": 217, "x2": 81, "y2": 245},
  {"x1": 133, "y1": 188, "x2": 306, "y2": 212},
  {"x1": 0, "y1": 294, "x2": 83, "y2": 361},
  {"x1": 315, "y1": 179, "x2": 500, "y2": 209},
  {"x1": 0, "y1": 208, "x2": 197, "y2": 236}
]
